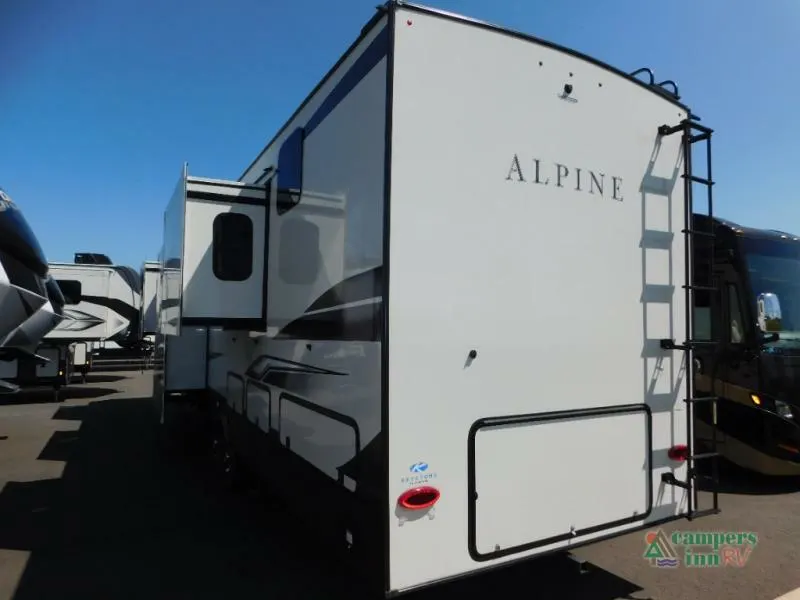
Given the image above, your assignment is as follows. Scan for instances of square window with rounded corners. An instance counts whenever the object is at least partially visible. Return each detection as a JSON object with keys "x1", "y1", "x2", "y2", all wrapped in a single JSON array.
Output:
[
  {"x1": 56, "y1": 279, "x2": 82, "y2": 305},
  {"x1": 212, "y1": 213, "x2": 253, "y2": 282}
]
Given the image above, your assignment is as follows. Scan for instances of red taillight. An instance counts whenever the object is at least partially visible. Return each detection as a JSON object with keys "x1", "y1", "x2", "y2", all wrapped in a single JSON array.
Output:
[
  {"x1": 397, "y1": 486, "x2": 440, "y2": 510},
  {"x1": 668, "y1": 444, "x2": 689, "y2": 462}
]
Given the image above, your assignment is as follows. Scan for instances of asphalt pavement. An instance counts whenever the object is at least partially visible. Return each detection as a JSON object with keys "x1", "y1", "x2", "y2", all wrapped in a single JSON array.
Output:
[{"x1": 0, "y1": 371, "x2": 798, "y2": 600}]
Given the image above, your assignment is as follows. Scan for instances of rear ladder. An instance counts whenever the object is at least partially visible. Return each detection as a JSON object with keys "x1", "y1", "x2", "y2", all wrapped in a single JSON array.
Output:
[{"x1": 657, "y1": 115, "x2": 721, "y2": 520}]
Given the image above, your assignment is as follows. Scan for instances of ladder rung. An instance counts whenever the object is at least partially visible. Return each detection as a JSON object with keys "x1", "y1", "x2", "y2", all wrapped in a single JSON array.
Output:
[
  {"x1": 685, "y1": 396, "x2": 720, "y2": 404},
  {"x1": 684, "y1": 284, "x2": 716, "y2": 291},
  {"x1": 683, "y1": 174, "x2": 714, "y2": 185},
  {"x1": 686, "y1": 397, "x2": 721, "y2": 405},
  {"x1": 688, "y1": 121, "x2": 713, "y2": 135},
  {"x1": 690, "y1": 133, "x2": 710, "y2": 143},
  {"x1": 660, "y1": 339, "x2": 719, "y2": 351}
]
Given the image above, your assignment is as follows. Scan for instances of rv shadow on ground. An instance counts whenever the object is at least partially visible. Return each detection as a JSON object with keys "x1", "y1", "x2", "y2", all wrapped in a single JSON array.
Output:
[
  {"x1": 695, "y1": 458, "x2": 800, "y2": 496},
  {"x1": 0, "y1": 395, "x2": 646, "y2": 600},
  {"x1": 0, "y1": 386, "x2": 117, "y2": 407}
]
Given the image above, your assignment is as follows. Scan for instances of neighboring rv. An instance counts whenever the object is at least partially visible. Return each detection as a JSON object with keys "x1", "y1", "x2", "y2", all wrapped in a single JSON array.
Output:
[
  {"x1": 155, "y1": 2, "x2": 720, "y2": 595},
  {"x1": 47, "y1": 255, "x2": 142, "y2": 348},
  {"x1": 0, "y1": 273, "x2": 77, "y2": 395},
  {"x1": 692, "y1": 215, "x2": 800, "y2": 476},
  {"x1": 5, "y1": 253, "x2": 145, "y2": 382},
  {"x1": 140, "y1": 260, "x2": 160, "y2": 341},
  {"x1": 0, "y1": 188, "x2": 66, "y2": 393}
]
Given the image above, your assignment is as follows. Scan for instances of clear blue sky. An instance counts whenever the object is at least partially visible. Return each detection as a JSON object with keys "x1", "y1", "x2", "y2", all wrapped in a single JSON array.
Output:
[{"x1": 2, "y1": 0, "x2": 797, "y2": 269}]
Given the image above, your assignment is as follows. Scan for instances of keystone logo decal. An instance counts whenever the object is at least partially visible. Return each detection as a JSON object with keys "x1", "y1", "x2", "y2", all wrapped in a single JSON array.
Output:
[
  {"x1": 644, "y1": 529, "x2": 757, "y2": 568},
  {"x1": 400, "y1": 461, "x2": 437, "y2": 486}
]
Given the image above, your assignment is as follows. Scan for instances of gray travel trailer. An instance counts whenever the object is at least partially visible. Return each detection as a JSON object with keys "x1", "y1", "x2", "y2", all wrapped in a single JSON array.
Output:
[{"x1": 154, "y1": 2, "x2": 722, "y2": 595}]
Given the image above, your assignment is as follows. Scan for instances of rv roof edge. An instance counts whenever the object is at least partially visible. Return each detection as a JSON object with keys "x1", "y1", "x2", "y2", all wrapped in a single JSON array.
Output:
[{"x1": 238, "y1": 1, "x2": 689, "y2": 183}]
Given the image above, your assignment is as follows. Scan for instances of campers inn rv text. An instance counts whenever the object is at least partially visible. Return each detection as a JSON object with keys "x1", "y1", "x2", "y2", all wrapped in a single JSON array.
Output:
[{"x1": 506, "y1": 155, "x2": 624, "y2": 202}]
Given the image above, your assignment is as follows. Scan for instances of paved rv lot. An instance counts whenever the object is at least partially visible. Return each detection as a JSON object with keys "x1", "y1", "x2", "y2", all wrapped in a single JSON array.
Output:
[{"x1": 0, "y1": 373, "x2": 799, "y2": 600}]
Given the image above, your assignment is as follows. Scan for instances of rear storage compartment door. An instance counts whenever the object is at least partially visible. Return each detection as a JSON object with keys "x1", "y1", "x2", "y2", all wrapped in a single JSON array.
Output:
[{"x1": 469, "y1": 405, "x2": 651, "y2": 560}]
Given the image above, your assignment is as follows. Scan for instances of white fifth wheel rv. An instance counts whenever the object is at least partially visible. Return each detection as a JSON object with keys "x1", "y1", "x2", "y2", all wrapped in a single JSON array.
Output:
[
  {"x1": 47, "y1": 257, "x2": 142, "y2": 347},
  {"x1": 155, "y1": 2, "x2": 721, "y2": 595},
  {"x1": 31, "y1": 255, "x2": 145, "y2": 378}
]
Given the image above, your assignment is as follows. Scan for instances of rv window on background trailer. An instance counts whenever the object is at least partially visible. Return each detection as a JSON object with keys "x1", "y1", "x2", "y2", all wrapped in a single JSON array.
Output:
[
  {"x1": 56, "y1": 279, "x2": 81, "y2": 305},
  {"x1": 212, "y1": 213, "x2": 253, "y2": 282}
]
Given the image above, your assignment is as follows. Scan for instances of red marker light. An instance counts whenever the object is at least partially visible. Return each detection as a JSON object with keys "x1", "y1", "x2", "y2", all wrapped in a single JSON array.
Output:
[
  {"x1": 668, "y1": 444, "x2": 689, "y2": 462},
  {"x1": 397, "y1": 486, "x2": 440, "y2": 510},
  {"x1": 407, "y1": 19, "x2": 413, "y2": 26}
]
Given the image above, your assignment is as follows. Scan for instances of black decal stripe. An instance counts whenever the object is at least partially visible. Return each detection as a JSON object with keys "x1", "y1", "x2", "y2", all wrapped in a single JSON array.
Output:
[
  {"x1": 305, "y1": 266, "x2": 382, "y2": 313},
  {"x1": 58, "y1": 321, "x2": 103, "y2": 332},
  {"x1": 186, "y1": 190, "x2": 266, "y2": 207},
  {"x1": 81, "y1": 295, "x2": 139, "y2": 324},
  {"x1": 248, "y1": 354, "x2": 347, "y2": 376},
  {"x1": 0, "y1": 250, "x2": 46, "y2": 297},
  {"x1": 274, "y1": 301, "x2": 382, "y2": 342},
  {"x1": 63, "y1": 309, "x2": 104, "y2": 323}
]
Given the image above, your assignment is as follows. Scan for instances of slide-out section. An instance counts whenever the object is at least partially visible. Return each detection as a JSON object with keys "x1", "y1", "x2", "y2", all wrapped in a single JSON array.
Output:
[{"x1": 159, "y1": 167, "x2": 268, "y2": 336}]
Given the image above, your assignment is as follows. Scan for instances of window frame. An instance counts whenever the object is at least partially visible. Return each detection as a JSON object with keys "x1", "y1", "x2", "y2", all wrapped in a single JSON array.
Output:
[{"x1": 212, "y1": 212, "x2": 254, "y2": 282}]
